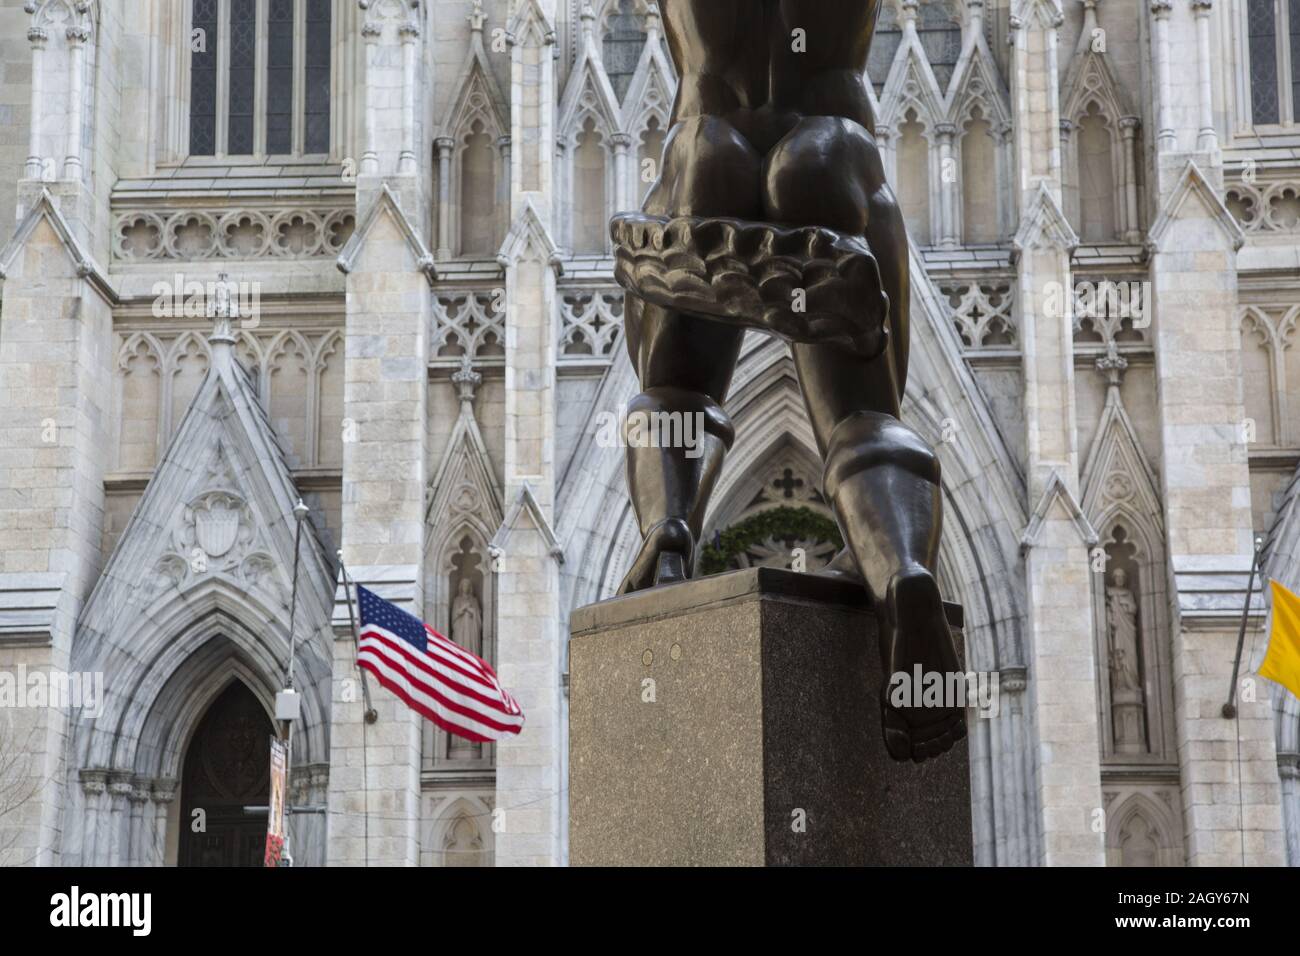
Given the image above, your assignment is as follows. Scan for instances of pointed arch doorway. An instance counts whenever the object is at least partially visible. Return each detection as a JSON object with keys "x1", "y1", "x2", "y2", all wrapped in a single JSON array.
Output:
[{"x1": 178, "y1": 681, "x2": 274, "y2": 867}]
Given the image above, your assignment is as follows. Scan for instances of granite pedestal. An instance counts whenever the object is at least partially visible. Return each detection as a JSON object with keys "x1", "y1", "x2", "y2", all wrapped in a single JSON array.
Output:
[{"x1": 568, "y1": 567, "x2": 973, "y2": 866}]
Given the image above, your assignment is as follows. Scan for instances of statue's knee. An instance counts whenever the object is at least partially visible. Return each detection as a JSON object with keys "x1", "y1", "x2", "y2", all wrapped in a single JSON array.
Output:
[
  {"x1": 762, "y1": 117, "x2": 879, "y2": 235},
  {"x1": 646, "y1": 117, "x2": 763, "y2": 219}
]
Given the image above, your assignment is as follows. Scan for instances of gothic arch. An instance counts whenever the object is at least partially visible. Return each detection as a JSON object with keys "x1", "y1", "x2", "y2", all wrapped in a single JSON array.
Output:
[
  {"x1": 1061, "y1": 41, "x2": 1141, "y2": 242},
  {"x1": 115, "y1": 332, "x2": 165, "y2": 471},
  {"x1": 64, "y1": 580, "x2": 332, "y2": 865},
  {"x1": 426, "y1": 519, "x2": 497, "y2": 663},
  {"x1": 163, "y1": 331, "x2": 211, "y2": 438},
  {"x1": 312, "y1": 330, "x2": 345, "y2": 468},
  {"x1": 265, "y1": 330, "x2": 314, "y2": 467},
  {"x1": 1106, "y1": 791, "x2": 1183, "y2": 867},
  {"x1": 441, "y1": 47, "x2": 510, "y2": 258},
  {"x1": 426, "y1": 795, "x2": 494, "y2": 866},
  {"x1": 558, "y1": 13, "x2": 621, "y2": 254},
  {"x1": 949, "y1": 33, "x2": 1012, "y2": 245},
  {"x1": 1080, "y1": 369, "x2": 1175, "y2": 762},
  {"x1": 1239, "y1": 306, "x2": 1283, "y2": 446},
  {"x1": 1089, "y1": 508, "x2": 1174, "y2": 761}
]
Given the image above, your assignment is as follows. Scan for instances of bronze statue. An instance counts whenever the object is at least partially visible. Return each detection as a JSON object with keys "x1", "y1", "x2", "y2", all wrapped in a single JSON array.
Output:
[{"x1": 611, "y1": 0, "x2": 965, "y2": 762}]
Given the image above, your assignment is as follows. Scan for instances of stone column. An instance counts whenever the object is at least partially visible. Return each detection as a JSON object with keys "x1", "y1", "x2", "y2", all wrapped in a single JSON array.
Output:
[
  {"x1": 149, "y1": 779, "x2": 176, "y2": 867},
  {"x1": 1119, "y1": 117, "x2": 1141, "y2": 242},
  {"x1": 63, "y1": 26, "x2": 89, "y2": 180},
  {"x1": 1058, "y1": 119, "x2": 1076, "y2": 227},
  {"x1": 78, "y1": 770, "x2": 107, "y2": 865},
  {"x1": 360, "y1": 23, "x2": 381, "y2": 174},
  {"x1": 435, "y1": 136, "x2": 454, "y2": 259},
  {"x1": 1191, "y1": 0, "x2": 1217, "y2": 151},
  {"x1": 992, "y1": 667, "x2": 1039, "y2": 865},
  {"x1": 935, "y1": 123, "x2": 958, "y2": 249},
  {"x1": 106, "y1": 773, "x2": 133, "y2": 866},
  {"x1": 498, "y1": 135, "x2": 513, "y2": 249},
  {"x1": 127, "y1": 777, "x2": 151, "y2": 867},
  {"x1": 555, "y1": 139, "x2": 570, "y2": 250},
  {"x1": 398, "y1": 20, "x2": 419, "y2": 174},
  {"x1": 611, "y1": 133, "x2": 632, "y2": 219},
  {"x1": 1150, "y1": 1, "x2": 1175, "y2": 151},
  {"x1": 25, "y1": 27, "x2": 46, "y2": 178}
]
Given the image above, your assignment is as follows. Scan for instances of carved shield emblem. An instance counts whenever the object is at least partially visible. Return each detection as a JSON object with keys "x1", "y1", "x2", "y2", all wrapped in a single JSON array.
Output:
[{"x1": 195, "y1": 496, "x2": 241, "y2": 557}]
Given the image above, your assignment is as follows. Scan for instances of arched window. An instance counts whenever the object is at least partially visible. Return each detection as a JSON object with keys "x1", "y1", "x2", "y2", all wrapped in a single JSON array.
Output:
[
  {"x1": 1245, "y1": 0, "x2": 1300, "y2": 125},
  {"x1": 573, "y1": 118, "x2": 608, "y2": 254},
  {"x1": 189, "y1": 0, "x2": 332, "y2": 157},
  {"x1": 460, "y1": 120, "x2": 498, "y2": 256},
  {"x1": 897, "y1": 109, "x2": 931, "y2": 246},
  {"x1": 961, "y1": 108, "x2": 999, "y2": 244},
  {"x1": 1077, "y1": 102, "x2": 1117, "y2": 242}
]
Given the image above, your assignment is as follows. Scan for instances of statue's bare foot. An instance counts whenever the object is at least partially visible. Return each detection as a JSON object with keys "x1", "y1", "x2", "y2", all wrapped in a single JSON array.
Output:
[
  {"x1": 811, "y1": 546, "x2": 862, "y2": 584},
  {"x1": 878, "y1": 567, "x2": 966, "y2": 763},
  {"x1": 617, "y1": 517, "x2": 694, "y2": 595}
]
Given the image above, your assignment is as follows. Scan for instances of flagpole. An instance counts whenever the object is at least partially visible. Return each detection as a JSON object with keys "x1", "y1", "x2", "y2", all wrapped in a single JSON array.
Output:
[
  {"x1": 284, "y1": 499, "x2": 309, "y2": 691},
  {"x1": 336, "y1": 552, "x2": 378, "y2": 724},
  {"x1": 1222, "y1": 535, "x2": 1264, "y2": 719},
  {"x1": 336, "y1": 553, "x2": 378, "y2": 867}
]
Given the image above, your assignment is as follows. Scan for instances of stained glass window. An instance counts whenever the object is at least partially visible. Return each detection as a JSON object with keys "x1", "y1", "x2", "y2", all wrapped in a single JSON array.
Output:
[
  {"x1": 266, "y1": 0, "x2": 294, "y2": 154},
  {"x1": 305, "y1": 0, "x2": 332, "y2": 154},
  {"x1": 189, "y1": 0, "x2": 219, "y2": 155},
  {"x1": 1248, "y1": 0, "x2": 1280, "y2": 125},
  {"x1": 227, "y1": 0, "x2": 256, "y2": 154},
  {"x1": 1290, "y1": 0, "x2": 1300, "y2": 122},
  {"x1": 189, "y1": 0, "x2": 331, "y2": 158}
]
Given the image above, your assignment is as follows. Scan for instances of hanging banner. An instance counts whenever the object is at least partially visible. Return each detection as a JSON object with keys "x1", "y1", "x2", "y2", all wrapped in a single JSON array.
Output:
[{"x1": 264, "y1": 736, "x2": 288, "y2": 867}]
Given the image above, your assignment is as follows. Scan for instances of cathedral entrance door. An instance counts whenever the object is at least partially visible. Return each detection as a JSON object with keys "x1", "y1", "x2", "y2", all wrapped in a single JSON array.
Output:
[{"x1": 178, "y1": 681, "x2": 274, "y2": 867}]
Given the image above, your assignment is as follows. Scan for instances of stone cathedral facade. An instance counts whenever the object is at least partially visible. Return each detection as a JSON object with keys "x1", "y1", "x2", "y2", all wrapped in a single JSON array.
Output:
[{"x1": 0, "y1": 0, "x2": 1296, "y2": 867}]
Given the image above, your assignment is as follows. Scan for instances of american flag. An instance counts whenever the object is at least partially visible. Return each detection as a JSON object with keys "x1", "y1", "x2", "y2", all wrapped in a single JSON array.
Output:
[{"x1": 355, "y1": 585, "x2": 524, "y2": 742}]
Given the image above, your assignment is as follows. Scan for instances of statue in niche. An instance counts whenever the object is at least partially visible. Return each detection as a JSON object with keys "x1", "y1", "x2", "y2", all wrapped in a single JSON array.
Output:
[
  {"x1": 451, "y1": 578, "x2": 483, "y2": 659},
  {"x1": 609, "y1": 0, "x2": 962, "y2": 761},
  {"x1": 1105, "y1": 567, "x2": 1146, "y2": 752}
]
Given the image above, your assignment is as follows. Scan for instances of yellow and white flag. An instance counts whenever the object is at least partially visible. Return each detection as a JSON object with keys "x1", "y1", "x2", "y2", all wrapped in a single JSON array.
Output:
[{"x1": 1262, "y1": 580, "x2": 1300, "y2": 700}]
